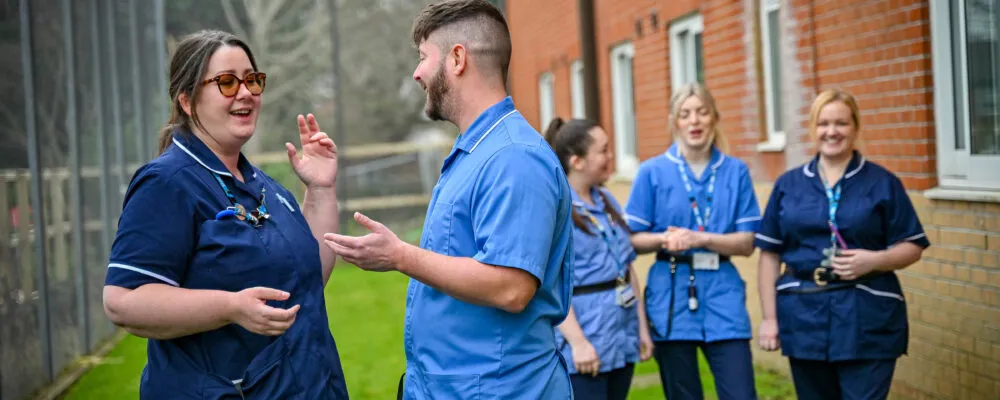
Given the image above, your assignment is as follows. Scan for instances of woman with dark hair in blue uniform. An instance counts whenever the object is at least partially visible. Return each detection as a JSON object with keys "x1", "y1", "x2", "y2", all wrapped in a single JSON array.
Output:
[
  {"x1": 101, "y1": 30, "x2": 348, "y2": 399},
  {"x1": 625, "y1": 83, "x2": 761, "y2": 400},
  {"x1": 543, "y1": 117, "x2": 654, "y2": 400},
  {"x1": 755, "y1": 89, "x2": 930, "y2": 400}
]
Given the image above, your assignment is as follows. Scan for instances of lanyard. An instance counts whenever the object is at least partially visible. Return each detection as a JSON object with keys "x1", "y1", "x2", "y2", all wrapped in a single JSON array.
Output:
[
  {"x1": 212, "y1": 173, "x2": 270, "y2": 227},
  {"x1": 673, "y1": 154, "x2": 715, "y2": 315},
  {"x1": 577, "y1": 206, "x2": 628, "y2": 281},
  {"x1": 676, "y1": 156, "x2": 716, "y2": 232},
  {"x1": 817, "y1": 163, "x2": 848, "y2": 249}
]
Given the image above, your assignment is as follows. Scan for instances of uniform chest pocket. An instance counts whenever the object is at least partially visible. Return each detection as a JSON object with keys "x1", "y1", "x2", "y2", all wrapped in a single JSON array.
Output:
[
  {"x1": 424, "y1": 201, "x2": 454, "y2": 254},
  {"x1": 193, "y1": 219, "x2": 291, "y2": 292},
  {"x1": 837, "y1": 196, "x2": 883, "y2": 238},
  {"x1": 780, "y1": 196, "x2": 827, "y2": 237}
]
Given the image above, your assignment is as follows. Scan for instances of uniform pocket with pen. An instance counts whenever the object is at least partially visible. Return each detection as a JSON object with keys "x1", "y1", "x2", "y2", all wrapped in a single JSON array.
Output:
[{"x1": 192, "y1": 218, "x2": 291, "y2": 294}]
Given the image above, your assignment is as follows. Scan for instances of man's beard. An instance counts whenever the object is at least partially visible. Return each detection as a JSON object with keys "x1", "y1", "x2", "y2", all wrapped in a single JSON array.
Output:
[{"x1": 424, "y1": 66, "x2": 450, "y2": 121}]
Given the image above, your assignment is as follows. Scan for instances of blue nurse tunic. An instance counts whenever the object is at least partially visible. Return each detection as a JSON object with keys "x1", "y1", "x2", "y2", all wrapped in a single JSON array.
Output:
[
  {"x1": 555, "y1": 186, "x2": 640, "y2": 374},
  {"x1": 105, "y1": 131, "x2": 348, "y2": 399},
  {"x1": 754, "y1": 151, "x2": 931, "y2": 361},
  {"x1": 401, "y1": 97, "x2": 574, "y2": 399},
  {"x1": 624, "y1": 144, "x2": 761, "y2": 343}
]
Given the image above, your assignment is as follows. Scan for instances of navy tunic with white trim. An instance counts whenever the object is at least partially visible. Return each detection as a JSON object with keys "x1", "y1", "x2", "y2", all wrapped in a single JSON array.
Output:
[
  {"x1": 754, "y1": 151, "x2": 930, "y2": 361},
  {"x1": 105, "y1": 130, "x2": 348, "y2": 399}
]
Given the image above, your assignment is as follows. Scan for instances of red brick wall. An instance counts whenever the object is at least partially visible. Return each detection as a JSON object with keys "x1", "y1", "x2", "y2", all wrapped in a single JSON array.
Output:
[
  {"x1": 506, "y1": 0, "x2": 1000, "y2": 399},
  {"x1": 798, "y1": 0, "x2": 936, "y2": 189},
  {"x1": 508, "y1": 0, "x2": 936, "y2": 188}
]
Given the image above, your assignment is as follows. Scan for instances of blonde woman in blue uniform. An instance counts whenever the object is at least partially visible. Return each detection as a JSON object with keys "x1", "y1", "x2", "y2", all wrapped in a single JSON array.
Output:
[
  {"x1": 625, "y1": 83, "x2": 761, "y2": 400},
  {"x1": 755, "y1": 89, "x2": 930, "y2": 400},
  {"x1": 544, "y1": 117, "x2": 654, "y2": 400}
]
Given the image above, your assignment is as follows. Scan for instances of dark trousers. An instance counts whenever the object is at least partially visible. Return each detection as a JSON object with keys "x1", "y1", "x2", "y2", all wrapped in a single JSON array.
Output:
[
  {"x1": 789, "y1": 358, "x2": 897, "y2": 400},
  {"x1": 653, "y1": 339, "x2": 758, "y2": 400},
  {"x1": 569, "y1": 364, "x2": 636, "y2": 400}
]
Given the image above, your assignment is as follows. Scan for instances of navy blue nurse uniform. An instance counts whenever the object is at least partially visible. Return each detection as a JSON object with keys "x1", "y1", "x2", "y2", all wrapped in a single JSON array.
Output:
[
  {"x1": 754, "y1": 151, "x2": 930, "y2": 400},
  {"x1": 105, "y1": 130, "x2": 349, "y2": 399}
]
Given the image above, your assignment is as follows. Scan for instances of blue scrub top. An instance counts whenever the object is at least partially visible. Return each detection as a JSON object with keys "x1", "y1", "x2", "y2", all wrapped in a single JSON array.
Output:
[
  {"x1": 754, "y1": 151, "x2": 931, "y2": 361},
  {"x1": 105, "y1": 131, "x2": 348, "y2": 399},
  {"x1": 555, "y1": 186, "x2": 639, "y2": 374},
  {"x1": 624, "y1": 144, "x2": 761, "y2": 342},
  {"x1": 402, "y1": 97, "x2": 574, "y2": 399}
]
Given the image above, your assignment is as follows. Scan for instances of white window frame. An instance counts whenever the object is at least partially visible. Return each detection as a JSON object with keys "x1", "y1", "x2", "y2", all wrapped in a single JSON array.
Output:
[
  {"x1": 669, "y1": 13, "x2": 704, "y2": 90},
  {"x1": 610, "y1": 42, "x2": 639, "y2": 178},
  {"x1": 929, "y1": 0, "x2": 1000, "y2": 191},
  {"x1": 570, "y1": 60, "x2": 586, "y2": 119},
  {"x1": 757, "y1": 0, "x2": 787, "y2": 152},
  {"x1": 538, "y1": 72, "x2": 555, "y2": 131}
]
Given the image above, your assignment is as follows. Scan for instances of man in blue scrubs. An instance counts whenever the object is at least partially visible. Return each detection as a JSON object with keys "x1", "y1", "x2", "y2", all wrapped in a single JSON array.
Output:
[{"x1": 324, "y1": 1, "x2": 574, "y2": 399}]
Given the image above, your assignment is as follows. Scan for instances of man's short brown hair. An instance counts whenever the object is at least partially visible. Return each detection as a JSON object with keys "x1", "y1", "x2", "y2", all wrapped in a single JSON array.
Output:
[{"x1": 412, "y1": 0, "x2": 511, "y2": 84}]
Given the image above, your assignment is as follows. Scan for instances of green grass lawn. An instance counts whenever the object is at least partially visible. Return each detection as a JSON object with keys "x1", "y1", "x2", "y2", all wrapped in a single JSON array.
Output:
[{"x1": 61, "y1": 264, "x2": 792, "y2": 399}]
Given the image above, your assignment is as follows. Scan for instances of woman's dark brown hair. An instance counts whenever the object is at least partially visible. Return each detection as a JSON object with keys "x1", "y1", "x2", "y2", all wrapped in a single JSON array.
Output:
[
  {"x1": 544, "y1": 117, "x2": 629, "y2": 236},
  {"x1": 156, "y1": 30, "x2": 259, "y2": 155}
]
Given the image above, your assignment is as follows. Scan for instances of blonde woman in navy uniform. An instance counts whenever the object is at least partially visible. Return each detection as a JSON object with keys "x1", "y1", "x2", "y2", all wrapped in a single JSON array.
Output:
[
  {"x1": 625, "y1": 83, "x2": 761, "y2": 400},
  {"x1": 544, "y1": 117, "x2": 654, "y2": 400},
  {"x1": 755, "y1": 89, "x2": 930, "y2": 400}
]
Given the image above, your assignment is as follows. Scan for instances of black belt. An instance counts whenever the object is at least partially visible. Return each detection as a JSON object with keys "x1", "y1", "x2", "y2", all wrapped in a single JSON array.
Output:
[
  {"x1": 782, "y1": 267, "x2": 884, "y2": 293},
  {"x1": 655, "y1": 251, "x2": 731, "y2": 264},
  {"x1": 573, "y1": 274, "x2": 630, "y2": 296},
  {"x1": 788, "y1": 266, "x2": 840, "y2": 285}
]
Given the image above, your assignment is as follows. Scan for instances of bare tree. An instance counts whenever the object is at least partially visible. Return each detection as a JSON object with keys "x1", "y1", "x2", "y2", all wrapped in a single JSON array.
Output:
[{"x1": 220, "y1": 0, "x2": 333, "y2": 154}]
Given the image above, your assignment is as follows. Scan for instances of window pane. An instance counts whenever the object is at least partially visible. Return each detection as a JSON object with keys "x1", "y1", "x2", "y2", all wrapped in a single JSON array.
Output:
[
  {"x1": 623, "y1": 55, "x2": 636, "y2": 156},
  {"x1": 952, "y1": 4, "x2": 967, "y2": 150},
  {"x1": 571, "y1": 62, "x2": 584, "y2": 118},
  {"x1": 767, "y1": 9, "x2": 783, "y2": 132},
  {"x1": 538, "y1": 74, "x2": 554, "y2": 130},
  {"x1": 965, "y1": 0, "x2": 1000, "y2": 155},
  {"x1": 695, "y1": 32, "x2": 704, "y2": 83}
]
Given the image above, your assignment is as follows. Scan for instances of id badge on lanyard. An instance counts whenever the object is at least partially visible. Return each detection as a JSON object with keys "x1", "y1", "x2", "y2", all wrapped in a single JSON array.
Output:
[
  {"x1": 616, "y1": 280, "x2": 636, "y2": 308},
  {"x1": 581, "y1": 208, "x2": 635, "y2": 308},
  {"x1": 676, "y1": 154, "x2": 719, "y2": 310}
]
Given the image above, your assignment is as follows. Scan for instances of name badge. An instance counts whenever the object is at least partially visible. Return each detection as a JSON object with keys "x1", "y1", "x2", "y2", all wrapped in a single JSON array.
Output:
[
  {"x1": 693, "y1": 252, "x2": 720, "y2": 271},
  {"x1": 616, "y1": 282, "x2": 636, "y2": 308}
]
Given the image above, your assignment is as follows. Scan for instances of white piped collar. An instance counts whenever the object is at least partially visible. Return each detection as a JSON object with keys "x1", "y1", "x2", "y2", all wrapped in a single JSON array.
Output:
[
  {"x1": 172, "y1": 137, "x2": 257, "y2": 179},
  {"x1": 663, "y1": 144, "x2": 726, "y2": 171},
  {"x1": 803, "y1": 152, "x2": 866, "y2": 180}
]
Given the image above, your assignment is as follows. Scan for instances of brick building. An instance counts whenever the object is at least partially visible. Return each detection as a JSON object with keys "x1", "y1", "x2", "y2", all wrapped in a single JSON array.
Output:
[{"x1": 504, "y1": 0, "x2": 1000, "y2": 398}]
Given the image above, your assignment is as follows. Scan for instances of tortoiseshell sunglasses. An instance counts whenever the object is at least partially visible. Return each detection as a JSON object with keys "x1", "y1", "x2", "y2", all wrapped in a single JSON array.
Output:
[{"x1": 201, "y1": 72, "x2": 267, "y2": 97}]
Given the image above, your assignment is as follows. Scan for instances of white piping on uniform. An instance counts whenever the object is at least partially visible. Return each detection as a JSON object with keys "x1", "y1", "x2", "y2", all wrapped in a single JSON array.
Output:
[
  {"x1": 844, "y1": 156, "x2": 866, "y2": 179},
  {"x1": 108, "y1": 263, "x2": 180, "y2": 287},
  {"x1": 856, "y1": 284, "x2": 905, "y2": 301},
  {"x1": 755, "y1": 233, "x2": 783, "y2": 245},
  {"x1": 172, "y1": 138, "x2": 232, "y2": 177},
  {"x1": 625, "y1": 214, "x2": 651, "y2": 227},
  {"x1": 469, "y1": 110, "x2": 518, "y2": 153}
]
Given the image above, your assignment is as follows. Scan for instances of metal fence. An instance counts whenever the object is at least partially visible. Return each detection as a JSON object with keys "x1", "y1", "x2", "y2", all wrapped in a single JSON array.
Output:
[
  {"x1": 0, "y1": 0, "x2": 167, "y2": 399},
  {"x1": 0, "y1": 0, "x2": 458, "y2": 398}
]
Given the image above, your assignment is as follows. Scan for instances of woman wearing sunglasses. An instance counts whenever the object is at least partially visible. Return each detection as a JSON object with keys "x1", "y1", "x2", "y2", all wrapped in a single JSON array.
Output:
[
  {"x1": 755, "y1": 89, "x2": 929, "y2": 400},
  {"x1": 102, "y1": 30, "x2": 348, "y2": 399}
]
